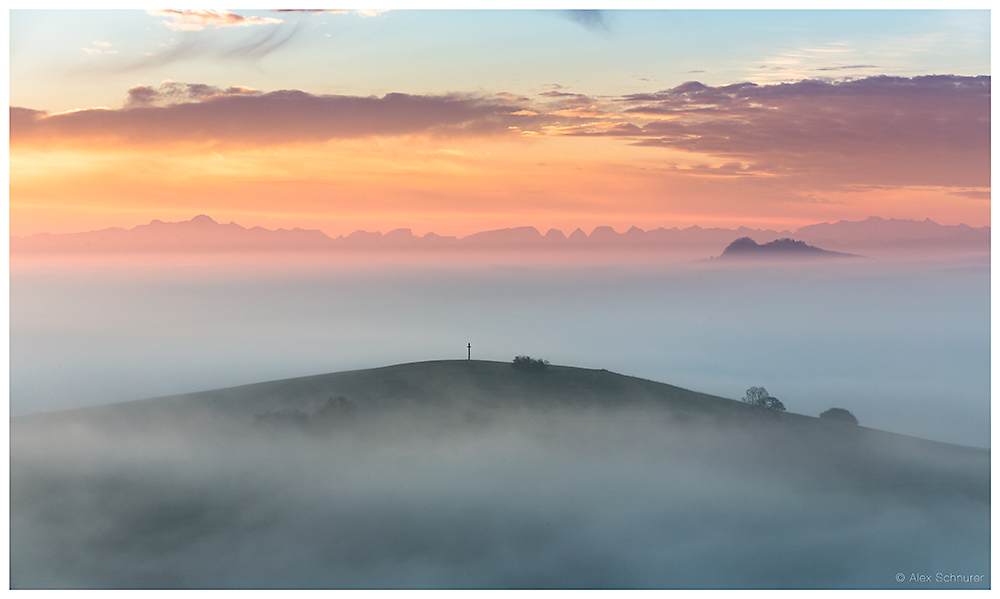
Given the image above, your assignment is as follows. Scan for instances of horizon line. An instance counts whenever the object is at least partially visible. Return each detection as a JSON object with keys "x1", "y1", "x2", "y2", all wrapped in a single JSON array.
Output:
[{"x1": 12, "y1": 213, "x2": 988, "y2": 241}]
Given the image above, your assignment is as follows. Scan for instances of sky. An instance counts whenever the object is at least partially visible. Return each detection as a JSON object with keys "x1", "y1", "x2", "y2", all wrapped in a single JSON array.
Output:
[{"x1": 7, "y1": 8, "x2": 992, "y2": 237}]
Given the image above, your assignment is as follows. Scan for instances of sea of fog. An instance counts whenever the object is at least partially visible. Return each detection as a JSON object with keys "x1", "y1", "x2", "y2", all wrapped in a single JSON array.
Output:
[
  {"x1": 9, "y1": 251, "x2": 990, "y2": 447},
  {"x1": 12, "y1": 405, "x2": 988, "y2": 588}
]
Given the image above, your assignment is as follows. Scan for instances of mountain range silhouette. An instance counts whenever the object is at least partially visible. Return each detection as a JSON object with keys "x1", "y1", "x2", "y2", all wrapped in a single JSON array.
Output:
[{"x1": 10, "y1": 214, "x2": 989, "y2": 258}]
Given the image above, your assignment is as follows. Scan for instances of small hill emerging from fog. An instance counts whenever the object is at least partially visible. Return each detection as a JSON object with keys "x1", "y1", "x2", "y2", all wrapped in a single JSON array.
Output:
[
  {"x1": 13, "y1": 360, "x2": 978, "y2": 461},
  {"x1": 11, "y1": 360, "x2": 989, "y2": 590},
  {"x1": 716, "y1": 237, "x2": 859, "y2": 260},
  {"x1": 13, "y1": 360, "x2": 745, "y2": 433}
]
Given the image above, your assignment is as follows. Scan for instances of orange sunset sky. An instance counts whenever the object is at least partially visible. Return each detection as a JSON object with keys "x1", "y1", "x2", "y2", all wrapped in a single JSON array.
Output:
[{"x1": 8, "y1": 9, "x2": 991, "y2": 238}]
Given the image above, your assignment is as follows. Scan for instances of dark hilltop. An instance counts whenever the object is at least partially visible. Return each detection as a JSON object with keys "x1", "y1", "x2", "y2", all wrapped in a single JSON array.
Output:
[{"x1": 715, "y1": 236, "x2": 861, "y2": 260}]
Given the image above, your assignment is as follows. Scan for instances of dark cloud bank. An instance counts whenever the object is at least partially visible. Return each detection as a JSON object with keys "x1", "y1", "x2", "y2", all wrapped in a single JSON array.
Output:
[
  {"x1": 10, "y1": 75, "x2": 987, "y2": 189},
  {"x1": 11, "y1": 362, "x2": 989, "y2": 589},
  {"x1": 11, "y1": 75, "x2": 987, "y2": 150},
  {"x1": 10, "y1": 89, "x2": 534, "y2": 146},
  {"x1": 618, "y1": 75, "x2": 990, "y2": 187}
]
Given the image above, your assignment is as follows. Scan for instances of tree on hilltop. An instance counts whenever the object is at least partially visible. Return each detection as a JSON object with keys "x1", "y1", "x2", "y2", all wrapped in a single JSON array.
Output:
[
  {"x1": 741, "y1": 386, "x2": 785, "y2": 413},
  {"x1": 819, "y1": 407, "x2": 858, "y2": 425},
  {"x1": 513, "y1": 355, "x2": 549, "y2": 371}
]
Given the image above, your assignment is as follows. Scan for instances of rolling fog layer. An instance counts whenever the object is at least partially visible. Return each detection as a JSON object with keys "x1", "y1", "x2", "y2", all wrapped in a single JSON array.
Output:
[
  {"x1": 10, "y1": 405, "x2": 989, "y2": 589},
  {"x1": 10, "y1": 252, "x2": 990, "y2": 446}
]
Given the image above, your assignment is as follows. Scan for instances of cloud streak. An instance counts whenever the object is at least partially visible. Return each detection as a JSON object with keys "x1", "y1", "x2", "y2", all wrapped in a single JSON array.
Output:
[
  {"x1": 560, "y1": 10, "x2": 611, "y2": 34},
  {"x1": 12, "y1": 89, "x2": 540, "y2": 146},
  {"x1": 115, "y1": 14, "x2": 312, "y2": 72},
  {"x1": 221, "y1": 17, "x2": 309, "y2": 59},
  {"x1": 148, "y1": 9, "x2": 283, "y2": 32},
  {"x1": 123, "y1": 81, "x2": 261, "y2": 108}
]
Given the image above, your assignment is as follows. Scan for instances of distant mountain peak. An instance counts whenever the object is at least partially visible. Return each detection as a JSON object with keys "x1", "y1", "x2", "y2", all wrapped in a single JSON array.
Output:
[{"x1": 717, "y1": 237, "x2": 858, "y2": 260}]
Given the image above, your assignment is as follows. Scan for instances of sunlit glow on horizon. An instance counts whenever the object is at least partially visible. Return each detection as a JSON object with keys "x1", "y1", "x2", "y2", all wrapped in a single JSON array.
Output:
[{"x1": 8, "y1": 9, "x2": 991, "y2": 237}]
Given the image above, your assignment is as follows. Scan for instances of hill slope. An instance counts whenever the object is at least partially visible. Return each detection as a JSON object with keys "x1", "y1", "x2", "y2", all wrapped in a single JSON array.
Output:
[
  {"x1": 14, "y1": 360, "x2": 743, "y2": 429},
  {"x1": 11, "y1": 360, "x2": 989, "y2": 589},
  {"x1": 12, "y1": 359, "x2": 986, "y2": 491}
]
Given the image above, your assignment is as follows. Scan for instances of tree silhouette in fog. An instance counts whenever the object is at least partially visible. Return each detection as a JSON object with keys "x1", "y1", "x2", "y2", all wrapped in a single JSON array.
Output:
[
  {"x1": 741, "y1": 386, "x2": 785, "y2": 414},
  {"x1": 254, "y1": 395, "x2": 357, "y2": 433},
  {"x1": 513, "y1": 355, "x2": 549, "y2": 371},
  {"x1": 820, "y1": 407, "x2": 859, "y2": 425}
]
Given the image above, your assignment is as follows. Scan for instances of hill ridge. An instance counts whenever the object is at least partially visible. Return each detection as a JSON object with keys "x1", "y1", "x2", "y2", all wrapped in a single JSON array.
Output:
[
  {"x1": 11, "y1": 359, "x2": 987, "y2": 452},
  {"x1": 13, "y1": 359, "x2": 735, "y2": 421}
]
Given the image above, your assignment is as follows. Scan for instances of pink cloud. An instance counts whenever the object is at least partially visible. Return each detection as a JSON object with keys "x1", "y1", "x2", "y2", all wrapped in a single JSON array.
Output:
[
  {"x1": 148, "y1": 9, "x2": 283, "y2": 32},
  {"x1": 620, "y1": 75, "x2": 990, "y2": 188},
  {"x1": 11, "y1": 89, "x2": 543, "y2": 146},
  {"x1": 124, "y1": 81, "x2": 261, "y2": 108},
  {"x1": 10, "y1": 75, "x2": 989, "y2": 190}
]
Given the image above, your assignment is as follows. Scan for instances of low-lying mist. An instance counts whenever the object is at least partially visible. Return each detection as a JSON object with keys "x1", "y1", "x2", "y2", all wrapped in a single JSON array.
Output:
[
  {"x1": 9, "y1": 252, "x2": 990, "y2": 446},
  {"x1": 11, "y1": 402, "x2": 989, "y2": 589}
]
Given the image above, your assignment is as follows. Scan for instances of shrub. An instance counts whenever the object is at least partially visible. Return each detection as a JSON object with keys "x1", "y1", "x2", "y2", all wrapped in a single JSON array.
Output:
[
  {"x1": 513, "y1": 355, "x2": 549, "y2": 371},
  {"x1": 316, "y1": 395, "x2": 357, "y2": 421},
  {"x1": 255, "y1": 396, "x2": 357, "y2": 432},
  {"x1": 819, "y1": 408, "x2": 858, "y2": 425}
]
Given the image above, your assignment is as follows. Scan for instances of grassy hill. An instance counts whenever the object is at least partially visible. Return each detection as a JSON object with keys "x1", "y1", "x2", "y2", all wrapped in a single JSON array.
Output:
[
  {"x1": 10, "y1": 360, "x2": 990, "y2": 589},
  {"x1": 13, "y1": 358, "x2": 983, "y2": 459},
  {"x1": 14, "y1": 360, "x2": 745, "y2": 428}
]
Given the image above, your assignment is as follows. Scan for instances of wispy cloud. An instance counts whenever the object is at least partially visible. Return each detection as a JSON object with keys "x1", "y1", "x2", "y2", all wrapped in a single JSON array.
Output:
[
  {"x1": 112, "y1": 13, "x2": 311, "y2": 72},
  {"x1": 559, "y1": 10, "x2": 611, "y2": 35},
  {"x1": 124, "y1": 81, "x2": 261, "y2": 108},
  {"x1": 148, "y1": 9, "x2": 283, "y2": 32},
  {"x1": 270, "y1": 9, "x2": 388, "y2": 17},
  {"x1": 949, "y1": 190, "x2": 991, "y2": 200},
  {"x1": 751, "y1": 41, "x2": 887, "y2": 83},
  {"x1": 81, "y1": 40, "x2": 112, "y2": 56},
  {"x1": 221, "y1": 16, "x2": 308, "y2": 59},
  {"x1": 541, "y1": 121, "x2": 642, "y2": 136}
]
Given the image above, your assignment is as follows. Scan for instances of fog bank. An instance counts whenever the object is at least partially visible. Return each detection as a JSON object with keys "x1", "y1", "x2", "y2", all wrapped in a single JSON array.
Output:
[
  {"x1": 10, "y1": 253, "x2": 990, "y2": 446},
  {"x1": 11, "y1": 403, "x2": 989, "y2": 589}
]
